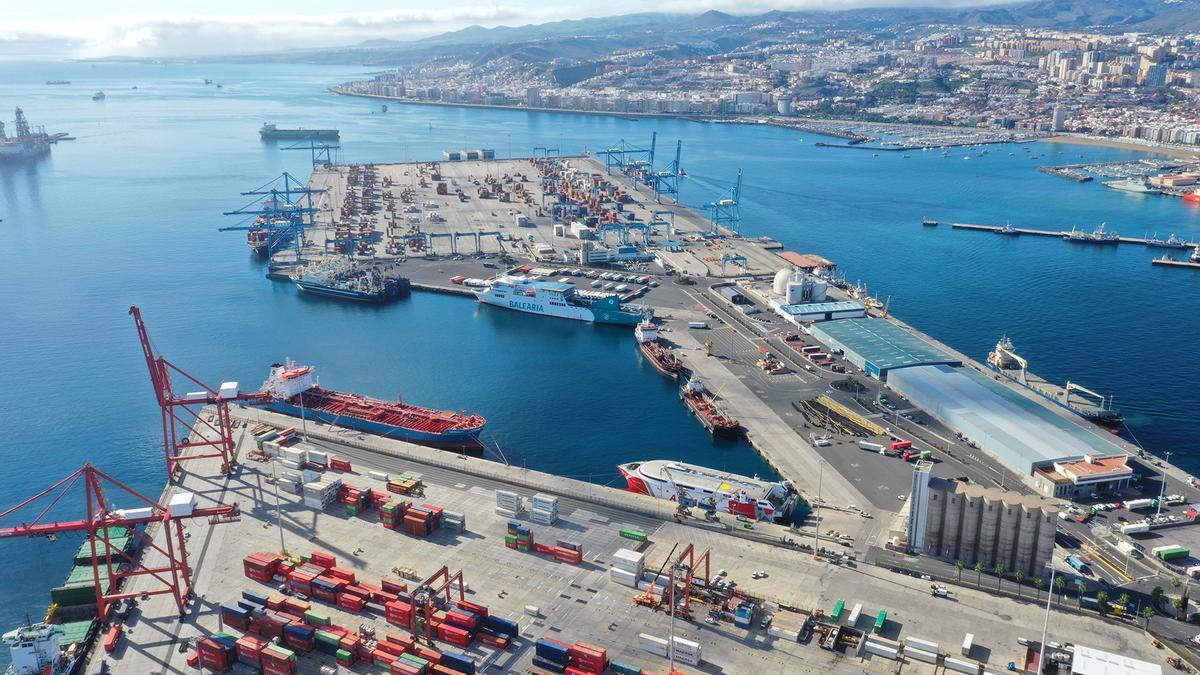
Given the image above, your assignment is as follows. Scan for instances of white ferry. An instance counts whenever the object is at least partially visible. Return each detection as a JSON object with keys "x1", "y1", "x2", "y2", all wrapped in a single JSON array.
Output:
[
  {"x1": 474, "y1": 275, "x2": 645, "y2": 325},
  {"x1": 617, "y1": 459, "x2": 795, "y2": 521}
]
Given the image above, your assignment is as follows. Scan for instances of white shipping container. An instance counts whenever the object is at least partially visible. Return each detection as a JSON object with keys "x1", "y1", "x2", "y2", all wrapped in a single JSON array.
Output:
[
  {"x1": 944, "y1": 657, "x2": 981, "y2": 674},
  {"x1": 301, "y1": 469, "x2": 320, "y2": 484},
  {"x1": 281, "y1": 481, "x2": 301, "y2": 494},
  {"x1": 280, "y1": 459, "x2": 301, "y2": 471},
  {"x1": 261, "y1": 441, "x2": 280, "y2": 457},
  {"x1": 670, "y1": 648, "x2": 700, "y2": 666},
  {"x1": 610, "y1": 568, "x2": 639, "y2": 587},
  {"x1": 368, "y1": 470, "x2": 390, "y2": 482},
  {"x1": 303, "y1": 481, "x2": 329, "y2": 495},
  {"x1": 524, "y1": 605, "x2": 539, "y2": 617},
  {"x1": 961, "y1": 633, "x2": 974, "y2": 657},
  {"x1": 495, "y1": 507, "x2": 517, "y2": 518},
  {"x1": 864, "y1": 642, "x2": 898, "y2": 659},
  {"x1": 496, "y1": 490, "x2": 520, "y2": 503},
  {"x1": 532, "y1": 493, "x2": 559, "y2": 506},
  {"x1": 614, "y1": 548, "x2": 645, "y2": 562},
  {"x1": 219, "y1": 381, "x2": 240, "y2": 399},
  {"x1": 307, "y1": 450, "x2": 329, "y2": 465},
  {"x1": 117, "y1": 507, "x2": 155, "y2": 520},
  {"x1": 280, "y1": 447, "x2": 306, "y2": 462},
  {"x1": 670, "y1": 636, "x2": 700, "y2": 651},
  {"x1": 612, "y1": 560, "x2": 645, "y2": 574},
  {"x1": 906, "y1": 647, "x2": 937, "y2": 664},
  {"x1": 905, "y1": 637, "x2": 938, "y2": 654},
  {"x1": 302, "y1": 496, "x2": 327, "y2": 510}
]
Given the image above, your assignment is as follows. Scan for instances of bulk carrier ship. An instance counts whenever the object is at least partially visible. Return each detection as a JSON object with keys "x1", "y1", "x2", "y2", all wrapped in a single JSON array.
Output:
[
  {"x1": 259, "y1": 123, "x2": 339, "y2": 141},
  {"x1": 617, "y1": 460, "x2": 796, "y2": 522},
  {"x1": 257, "y1": 361, "x2": 485, "y2": 449}
]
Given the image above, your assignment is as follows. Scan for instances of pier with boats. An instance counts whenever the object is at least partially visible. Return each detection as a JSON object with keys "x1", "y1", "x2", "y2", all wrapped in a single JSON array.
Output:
[{"x1": 943, "y1": 220, "x2": 1200, "y2": 249}]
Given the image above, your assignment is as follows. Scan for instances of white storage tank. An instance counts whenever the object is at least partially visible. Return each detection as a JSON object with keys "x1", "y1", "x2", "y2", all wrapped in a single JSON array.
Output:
[{"x1": 773, "y1": 268, "x2": 793, "y2": 296}]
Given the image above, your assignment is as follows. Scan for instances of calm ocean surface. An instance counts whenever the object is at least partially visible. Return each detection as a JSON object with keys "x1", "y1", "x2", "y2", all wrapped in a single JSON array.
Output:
[{"x1": 1, "y1": 60, "x2": 1198, "y2": 641}]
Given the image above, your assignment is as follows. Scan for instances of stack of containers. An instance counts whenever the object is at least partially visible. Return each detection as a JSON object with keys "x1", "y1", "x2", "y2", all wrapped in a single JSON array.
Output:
[
  {"x1": 235, "y1": 634, "x2": 268, "y2": 668},
  {"x1": 530, "y1": 494, "x2": 559, "y2": 525},
  {"x1": 480, "y1": 614, "x2": 518, "y2": 648},
  {"x1": 282, "y1": 623, "x2": 315, "y2": 653},
  {"x1": 313, "y1": 629, "x2": 342, "y2": 656},
  {"x1": 505, "y1": 522, "x2": 533, "y2": 551},
  {"x1": 196, "y1": 636, "x2": 235, "y2": 672},
  {"x1": 221, "y1": 603, "x2": 251, "y2": 630},
  {"x1": 638, "y1": 633, "x2": 668, "y2": 659},
  {"x1": 397, "y1": 653, "x2": 430, "y2": 673},
  {"x1": 566, "y1": 642, "x2": 608, "y2": 674},
  {"x1": 260, "y1": 645, "x2": 298, "y2": 675},
  {"x1": 495, "y1": 489, "x2": 521, "y2": 518},
  {"x1": 381, "y1": 500, "x2": 410, "y2": 530},
  {"x1": 439, "y1": 651, "x2": 478, "y2": 674},
  {"x1": 306, "y1": 449, "x2": 329, "y2": 468},
  {"x1": 437, "y1": 619, "x2": 473, "y2": 648},
  {"x1": 279, "y1": 446, "x2": 307, "y2": 472},
  {"x1": 385, "y1": 600, "x2": 414, "y2": 627},
  {"x1": 669, "y1": 636, "x2": 702, "y2": 666},
  {"x1": 340, "y1": 484, "x2": 369, "y2": 516},
  {"x1": 534, "y1": 638, "x2": 571, "y2": 672},
  {"x1": 329, "y1": 456, "x2": 352, "y2": 472},
  {"x1": 553, "y1": 540, "x2": 583, "y2": 565},
  {"x1": 302, "y1": 479, "x2": 341, "y2": 511},
  {"x1": 387, "y1": 475, "x2": 422, "y2": 496},
  {"x1": 404, "y1": 505, "x2": 436, "y2": 537},
  {"x1": 442, "y1": 510, "x2": 466, "y2": 533},
  {"x1": 243, "y1": 553, "x2": 282, "y2": 583},
  {"x1": 420, "y1": 504, "x2": 444, "y2": 529},
  {"x1": 610, "y1": 549, "x2": 645, "y2": 588}
]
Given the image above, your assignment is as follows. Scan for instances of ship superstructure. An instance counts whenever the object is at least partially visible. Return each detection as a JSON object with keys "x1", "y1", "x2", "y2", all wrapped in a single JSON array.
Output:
[
  {"x1": 618, "y1": 459, "x2": 793, "y2": 521},
  {"x1": 3, "y1": 624, "x2": 74, "y2": 675},
  {"x1": 257, "y1": 360, "x2": 485, "y2": 449},
  {"x1": 292, "y1": 258, "x2": 409, "y2": 302},
  {"x1": 1062, "y1": 223, "x2": 1119, "y2": 244}
]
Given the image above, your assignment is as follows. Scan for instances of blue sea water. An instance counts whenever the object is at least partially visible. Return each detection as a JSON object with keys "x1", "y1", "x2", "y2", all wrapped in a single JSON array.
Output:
[{"x1": 1, "y1": 60, "x2": 1199, "y2": 645}]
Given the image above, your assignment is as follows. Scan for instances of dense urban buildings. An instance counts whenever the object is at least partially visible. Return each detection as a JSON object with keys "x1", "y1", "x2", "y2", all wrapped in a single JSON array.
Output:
[{"x1": 336, "y1": 28, "x2": 1200, "y2": 148}]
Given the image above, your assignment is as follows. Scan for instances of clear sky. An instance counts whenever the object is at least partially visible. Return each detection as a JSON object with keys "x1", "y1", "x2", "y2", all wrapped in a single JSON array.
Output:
[{"x1": 2, "y1": 0, "x2": 1004, "y2": 58}]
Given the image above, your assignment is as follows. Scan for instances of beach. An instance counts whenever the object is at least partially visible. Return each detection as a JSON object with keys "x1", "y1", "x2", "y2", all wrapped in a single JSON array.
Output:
[{"x1": 1042, "y1": 133, "x2": 1200, "y2": 159}]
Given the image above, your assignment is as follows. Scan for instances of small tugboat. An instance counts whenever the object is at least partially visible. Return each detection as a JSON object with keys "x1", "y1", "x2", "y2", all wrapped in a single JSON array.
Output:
[
  {"x1": 922, "y1": 218, "x2": 939, "y2": 227},
  {"x1": 996, "y1": 222, "x2": 1018, "y2": 236},
  {"x1": 634, "y1": 320, "x2": 684, "y2": 379},
  {"x1": 679, "y1": 378, "x2": 739, "y2": 436}
]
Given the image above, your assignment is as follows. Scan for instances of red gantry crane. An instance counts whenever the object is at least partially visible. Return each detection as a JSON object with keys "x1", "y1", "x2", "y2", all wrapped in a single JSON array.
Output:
[
  {"x1": 0, "y1": 464, "x2": 240, "y2": 619},
  {"x1": 408, "y1": 566, "x2": 466, "y2": 646},
  {"x1": 130, "y1": 305, "x2": 267, "y2": 477}
]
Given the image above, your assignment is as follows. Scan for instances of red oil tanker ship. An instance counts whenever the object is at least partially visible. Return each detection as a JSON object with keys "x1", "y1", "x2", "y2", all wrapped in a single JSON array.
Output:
[
  {"x1": 634, "y1": 320, "x2": 683, "y2": 379},
  {"x1": 679, "y1": 378, "x2": 739, "y2": 436}
]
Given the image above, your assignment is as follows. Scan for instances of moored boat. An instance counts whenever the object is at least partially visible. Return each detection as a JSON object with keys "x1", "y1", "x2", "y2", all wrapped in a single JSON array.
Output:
[
  {"x1": 475, "y1": 275, "x2": 645, "y2": 325},
  {"x1": 617, "y1": 459, "x2": 795, "y2": 522},
  {"x1": 257, "y1": 360, "x2": 485, "y2": 449},
  {"x1": 635, "y1": 320, "x2": 683, "y2": 379},
  {"x1": 1063, "y1": 223, "x2": 1119, "y2": 244},
  {"x1": 679, "y1": 378, "x2": 739, "y2": 436}
]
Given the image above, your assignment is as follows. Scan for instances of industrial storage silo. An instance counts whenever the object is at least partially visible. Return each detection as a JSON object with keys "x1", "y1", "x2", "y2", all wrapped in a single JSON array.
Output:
[{"x1": 773, "y1": 268, "x2": 793, "y2": 297}]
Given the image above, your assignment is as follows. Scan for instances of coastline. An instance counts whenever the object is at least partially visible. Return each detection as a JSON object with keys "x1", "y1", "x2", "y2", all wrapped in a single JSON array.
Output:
[{"x1": 1041, "y1": 133, "x2": 1200, "y2": 159}]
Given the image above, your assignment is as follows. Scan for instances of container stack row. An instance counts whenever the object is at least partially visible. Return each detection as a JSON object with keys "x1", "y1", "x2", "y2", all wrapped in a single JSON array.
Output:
[
  {"x1": 530, "y1": 494, "x2": 559, "y2": 525},
  {"x1": 609, "y1": 549, "x2": 645, "y2": 588},
  {"x1": 532, "y1": 637, "x2": 613, "y2": 675},
  {"x1": 495, "y1": 489, "x2": 521, "y2": 518}
]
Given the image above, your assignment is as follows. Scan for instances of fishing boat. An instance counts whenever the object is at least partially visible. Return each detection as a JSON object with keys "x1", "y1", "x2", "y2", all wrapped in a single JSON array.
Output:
[
  {"x1": 996, "y1": 222, "x2": 1018, "y2": 235},
  {"x1": 679, "y1": 379, "x2": 739, "y2": 436},
  {"x1": 292, "y1": 258, "x2": 408, "y2": 302},
  {"x1": 257, "y1": 360, "x2": 485, "y2": 449},
  {"x1": 634, "y1": 320, "x2": 683, "y2": 379},
  {"x1": 1063, "y1": 223, "x2": 1119, "y2": 245},
  {"x1": 922, "y1": 218, "x2": 939, "y2": 227},
  {"x1": 1145, "y1": 233, "x2": 1190, "y2": 249}
]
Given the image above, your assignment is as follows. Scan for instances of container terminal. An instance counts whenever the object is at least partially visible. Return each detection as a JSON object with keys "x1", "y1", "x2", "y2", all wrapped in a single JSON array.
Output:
[{"x1": 7, "y1": 141, "x2": 1200, "y2": 675}]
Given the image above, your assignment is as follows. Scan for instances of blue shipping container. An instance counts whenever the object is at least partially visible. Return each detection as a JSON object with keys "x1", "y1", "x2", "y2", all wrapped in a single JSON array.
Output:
[
  {"x1": 241, "y1": 590, "x2": 269, "y2": 605},
  {"x1": 609, "y1": 660, "x2": 641, "y2": 675},
  {"x1": 284, "y1": 624, "x2": 315, "y2": 638},
  {"x1": 535, "y1": 638, "x2": 570, "y2": 663},
  {"x1": 531, "y1": 655, "x2": 566, "y2": 673},
  {"x1": 484, "y1": 615, "x2": 519, "y2": 637},
  {"x1": 220, "y1": 603, "x2": 250, "y2": 618},
  {"x1": 439, "y1": 650, "x2": 477, "y2": 674}
]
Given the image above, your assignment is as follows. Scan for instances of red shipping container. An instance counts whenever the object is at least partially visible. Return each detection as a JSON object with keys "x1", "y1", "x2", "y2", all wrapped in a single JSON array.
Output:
[
  {"x1": 476, "y1": 632, "x2": 507, "y2": 649},
  {"x1": 416, "y1": 645, "x2": 442, "y2": 664},
  {"x1": 282, "y1": 598, "x2": 310, "y2": 614},
  {"x1": 326, "y1": 567, "x2": 356, "y2": 584},
  {"x1": 376, "y1": 640, "x2": 406, "y2": 657},
  {"x1": 223, "y1": 614, "x2": 249, "y2": 631},
  {"x1": 381, "y1": 579, "x2": 409, "y2": 595},
  {"x1": 266, "y1": 595, "x2": 287, "y2": 610},
  {"x1": 565, "y1": 668, "x2": 595, "y2": 675},
  {"x1": 385, "y1": 633, "x2": 415, "y2": 652},
  {"x1": 342, "y1": 584, "x2": 371, "y2": 600},
  {"x1": 359, "y1": 645, "x2": 377, "y2": 660},
  {"x1": 455, "y1": 600, "x2": 489, "y2": 618},
  {"x1": 275, "y1": 611, "x2": 304, "y2": 625},
  {"x1": 236, "y1": 635, "x2": 267, "y2": 665},
  {"x1": 339, "y1": 635, "x2": 362, "y2": 653},
  {"x1": 336, "y1": 592, "x2": 366, "y2": 613},
  {"x1": 432, "y1": 666, "x2": 458, "y2": 675},
  {"x1": 376, "y1": 652, "x2": 397, "y2": 667},
  {"x1": 574, "y1": 642, "x2": 607, "y2": 660},
  {"x1": 309, "y1": 551, "x2": 337, "y2": 568},
  {"x1": 186, "y1": 651, "x2": 200, "y2": 668}
]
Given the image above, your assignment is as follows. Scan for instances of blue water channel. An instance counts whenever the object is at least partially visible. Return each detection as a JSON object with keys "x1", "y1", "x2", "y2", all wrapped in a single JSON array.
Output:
[{"x1": 1, "y1": 60, "x2": 1199, "y2": 642}]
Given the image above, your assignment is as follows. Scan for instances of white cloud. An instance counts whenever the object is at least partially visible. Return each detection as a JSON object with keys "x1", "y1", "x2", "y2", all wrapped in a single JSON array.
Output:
[{"x1": 0, "y1": 1, "x2": 1009, "y2": 58}]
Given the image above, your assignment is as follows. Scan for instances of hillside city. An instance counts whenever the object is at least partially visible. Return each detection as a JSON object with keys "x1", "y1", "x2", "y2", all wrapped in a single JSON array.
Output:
[{"x1": 335, "y1": 27, "x2": 1200, "y2": 148}]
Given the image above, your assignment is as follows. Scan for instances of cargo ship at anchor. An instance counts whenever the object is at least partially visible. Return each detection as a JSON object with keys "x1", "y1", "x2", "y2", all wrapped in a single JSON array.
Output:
[
  {"x1": 259, "y1": 123, "x2": 339, "y2": 141},
  {"x1": 634, "y1": 320, "x2": 684, "y2": 379},
  {"x1": 679, "y1": 379, "x2": 739, "y2": 436},
  {"x1": 474, "y1": 275, "x2": 645, "y2": 325},
  {"x1": 257, "y1": 361, "x2": 485, "y2": 449},
  {"x1": 617, "y1": 460, "x2": 796, "y2": 522}
]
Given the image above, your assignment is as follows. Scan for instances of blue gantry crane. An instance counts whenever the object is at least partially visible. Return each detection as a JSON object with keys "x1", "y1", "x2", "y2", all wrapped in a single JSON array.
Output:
[
  {"x1": 603, "y1": 134, "x2": 656, "y2": 180},
  {"x1": 649, "y1": 140, "x2": 683, "y2": 204},
  {"x1": 220, "y1": 172, "x2": 325, "y2": 263},
  {"x1": 283, "y1": 136, "x2": 340, "y2": 168},
  {"x1": 706, "y1": 169, "x2": 743, "y2": 236}
]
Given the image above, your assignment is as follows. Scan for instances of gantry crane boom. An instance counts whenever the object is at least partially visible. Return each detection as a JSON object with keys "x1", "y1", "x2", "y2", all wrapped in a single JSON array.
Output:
[
  {"x1": 0, "y1": 464, "x2": 239, "y2": 619},
  {"x1": 130, "y1": 306, "x2": 268, "y2": 477}
]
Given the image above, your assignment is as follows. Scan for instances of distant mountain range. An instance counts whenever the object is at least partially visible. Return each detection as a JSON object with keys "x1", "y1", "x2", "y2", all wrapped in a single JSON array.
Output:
[{"x1": 231, "y1": 0, "x2": 1200, "y2": 65}]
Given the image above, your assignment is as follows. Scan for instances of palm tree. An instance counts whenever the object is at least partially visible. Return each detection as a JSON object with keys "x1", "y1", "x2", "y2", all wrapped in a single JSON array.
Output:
[
  {"x1": 975, "y1": 561, "x2": 985, "y2": 586},
  {"x1": 1142, "y1": 606, "x2": 1155, "y2": 627},
  {"x1": 1173, "y1": 597, "x2": 1185, "y2": 614},
  {"x1": 994, "y1": 563, "x2": 1005, "y2": 592},
  {"x1": 1014, "y1": 570, "x2": 1025, "y2": 599},
  {"x1": 1078, "y1": 580, "x2": 1088, "y2": 607},
  {"x1": 955, "y1": 560, "x2": 965, "y2": 583},
  {"x1": 1054, "y1": 575, "x2": 1066, "y2": 607},
  {"x1": 1035, "y1": 577, "x2": 1046, "y2": 602},
  {"x1": 1118, "y1": 593, "x2": 1131, "y2": 614},
  {"x1": 1172, "y1": 576, "x2": 1182, "y2": 589},
  {"x1": 1097, "y1": 590, "x2": 1110, "y2": 615}
]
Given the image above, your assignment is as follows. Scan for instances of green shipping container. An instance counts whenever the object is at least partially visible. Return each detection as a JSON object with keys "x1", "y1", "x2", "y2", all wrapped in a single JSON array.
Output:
[
  {"x1": 299, "y1": 553, "x2": 311, "y2": 563},
  {"x1": 381, "y1": 503, "x2": 398, "y2": 515},
  {"x1": 517, "y1": 545, "x2": 531, "y2": 552},
  {"x1": 504, "y1": 534, "x2": 517, "y2": 545},
  {"x1": 335, "y1": 648, "x2": 354, "y2": 663},
  {"x1": 315, "y1": 630, "x2": 340, "y2": 645},
  {"x1": 265, "y1": 645, "x2": 296, "y2": 662},
  {"x1": 400, "y1": 653, "x2": 430, "y2": 667},
  {"x1": 619, "y1": 529, "x2": 647, "y2": 542},
  {"x1": 346, "y1": 504, "x2": 361, "y2": 516},
  {"x1": 304, "y1": 610, "x2": 331, "y2": 626}
]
